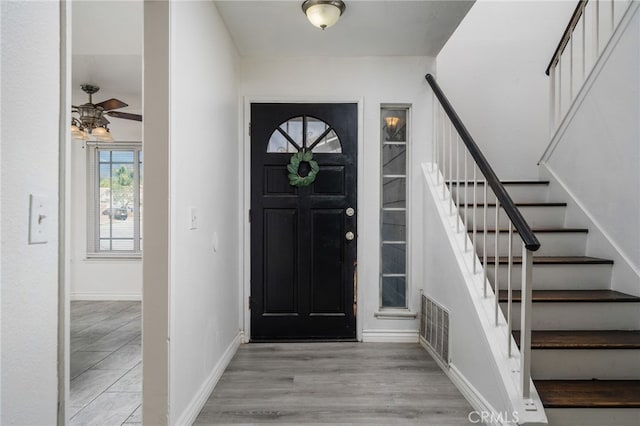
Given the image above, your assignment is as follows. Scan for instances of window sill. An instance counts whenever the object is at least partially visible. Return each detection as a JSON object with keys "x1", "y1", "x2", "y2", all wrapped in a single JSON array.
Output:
[
  {"x1": 374, "y1": 310, "x2": 417, "y2": 320},
  {"x1": 84, "y1": 254, "x2": 142, "y2": 261}
]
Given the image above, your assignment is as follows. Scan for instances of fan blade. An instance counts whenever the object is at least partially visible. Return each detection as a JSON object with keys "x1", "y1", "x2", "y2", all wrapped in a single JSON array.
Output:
[
  {"x1": 106, "y1": 111, "x2": 143, "y2": 122},
  {"x1": 96, "y1": 98, "x2": 128, "y2": 111}
]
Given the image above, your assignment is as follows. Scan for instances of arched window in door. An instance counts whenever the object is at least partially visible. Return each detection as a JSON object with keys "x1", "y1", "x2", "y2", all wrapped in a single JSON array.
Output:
[{"x1": 266, "y1": 115, "x2": 342, "y2": 153}]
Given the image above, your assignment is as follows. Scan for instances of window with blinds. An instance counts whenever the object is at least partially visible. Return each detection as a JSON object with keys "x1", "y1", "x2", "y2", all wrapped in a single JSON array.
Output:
[
  {"x1": 380, "y1": 106, "x2": 410, "y2": 308},
  {"x1": 86, "y1": 143, "x2": 143, "y2": 257}
]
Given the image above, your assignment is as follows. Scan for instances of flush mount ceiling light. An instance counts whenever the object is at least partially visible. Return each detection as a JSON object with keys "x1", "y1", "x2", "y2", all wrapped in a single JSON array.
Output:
[{"x1": 302, "y1": 0, "x2": 346, "y2": 30}]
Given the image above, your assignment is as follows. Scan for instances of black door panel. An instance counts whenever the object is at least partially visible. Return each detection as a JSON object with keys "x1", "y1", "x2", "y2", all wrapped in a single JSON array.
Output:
[{"x1": 251, "y1": 103, "x2": 357, "y2": 341}]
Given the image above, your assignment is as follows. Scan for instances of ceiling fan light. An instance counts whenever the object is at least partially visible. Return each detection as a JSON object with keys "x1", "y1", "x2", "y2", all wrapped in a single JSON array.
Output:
[
  {"x1": 302, "y1": 0, "x2": 345, "y2": 30},
  {"x1": 92, "y1": 126, "x2": 113, "y2": 142},
  {"x1": 71, "y1": 123, "x2": 89, "y2": 141}
]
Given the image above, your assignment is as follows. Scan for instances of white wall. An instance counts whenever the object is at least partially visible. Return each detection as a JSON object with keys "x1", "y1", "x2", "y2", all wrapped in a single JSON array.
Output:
[
  {"x1": 421, "y1": 167, "x2": 510, "y2": 418},
  {"x1": 169, "y1": 2, "x2": 241, "y2": 423},
  {"x1": 241, "y1": 56, "x2": 434, "y2": 340},
  {"x1": 69, "y1": 116, "x2": 143, "y2": 300},
  {"x1": 543, "y1": 4, "x2": 640, "y2": 296},
  {"x1": 70, "y1": 0, "x2": 143, "y2": 300},
  {"x1": 436, "y1": 0, "x2": 576, "y2": 179},
  {"x1": 142, "y1": 1, "x2": 170, "y2": 422},
  {"x1": 1, "y1": 1, "x2": 61, "y2": 423}
]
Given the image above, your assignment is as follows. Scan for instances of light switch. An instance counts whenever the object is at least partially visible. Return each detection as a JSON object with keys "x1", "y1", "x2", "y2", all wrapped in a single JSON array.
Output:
[
  {"x1": 212, "y1": 231, "x2": 219, "y2": 252},
  {"x1": 189, "y1": 207, "x2": 198, "y2": 230},
  {"x1": 29, "y1": 194, "x2": 48, "y2": 244}
]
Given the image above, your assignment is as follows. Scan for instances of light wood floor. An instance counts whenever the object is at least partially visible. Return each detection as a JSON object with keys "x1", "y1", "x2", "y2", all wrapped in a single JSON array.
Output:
[
  {"x1": 70, "y1": 301, "x2": 141, "y2": 425},
  {"x1": 194, "y1": 342, "x2": 473, "y2": 425}
]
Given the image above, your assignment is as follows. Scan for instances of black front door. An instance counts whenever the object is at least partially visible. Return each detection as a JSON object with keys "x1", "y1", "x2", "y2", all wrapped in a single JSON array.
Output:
[{"x1": 250, "y1": 103, "x2": 357, "y2": 341}]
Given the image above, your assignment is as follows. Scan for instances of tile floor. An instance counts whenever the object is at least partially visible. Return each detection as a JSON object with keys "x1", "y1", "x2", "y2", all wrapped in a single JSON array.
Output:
[{"x1": 70, "y1": 301, "x2": 141, "y2": 425}]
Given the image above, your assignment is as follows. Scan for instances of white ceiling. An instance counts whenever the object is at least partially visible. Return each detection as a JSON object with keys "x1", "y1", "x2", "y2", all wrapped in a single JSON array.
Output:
[
  {"x1": 215, "y1": 0, "x2": 474, "y2": 57},
  {"x1": 71, "y1": 0, "x2": 142, "y2": 110},
  {"x1": 71, "y1": 0, "x2": 474, "y2": 107}
]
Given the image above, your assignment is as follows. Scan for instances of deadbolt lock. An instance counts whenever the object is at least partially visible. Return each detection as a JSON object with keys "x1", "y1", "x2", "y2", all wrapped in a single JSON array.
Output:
[{"x1": 346, "y1": 207, "x2": 355, "y2": 217}]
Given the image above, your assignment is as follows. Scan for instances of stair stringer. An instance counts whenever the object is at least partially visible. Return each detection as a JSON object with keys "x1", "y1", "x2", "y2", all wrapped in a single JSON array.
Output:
[
  {"x1": 421, "y1": 163, "x2": 548, "y2": 425},
  {"x1": 540, "y1": 164, "x2": 640, "y2": 297}
]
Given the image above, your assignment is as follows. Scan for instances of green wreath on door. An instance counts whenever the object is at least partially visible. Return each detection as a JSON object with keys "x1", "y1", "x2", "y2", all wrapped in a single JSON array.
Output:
[{"x1": 287, "y1": 150, "x2": 319, "y2": 187}]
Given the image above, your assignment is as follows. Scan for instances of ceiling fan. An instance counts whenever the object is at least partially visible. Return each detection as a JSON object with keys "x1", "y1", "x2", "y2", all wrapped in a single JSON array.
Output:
[{"x1": 71, "y1": 84, "x2": 142, "y2": 141}]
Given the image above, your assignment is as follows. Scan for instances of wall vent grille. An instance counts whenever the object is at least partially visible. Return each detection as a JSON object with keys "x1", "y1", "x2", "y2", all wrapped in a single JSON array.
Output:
[{"x1": 420, "y1": 294, "x2": 450, "y2": 366}]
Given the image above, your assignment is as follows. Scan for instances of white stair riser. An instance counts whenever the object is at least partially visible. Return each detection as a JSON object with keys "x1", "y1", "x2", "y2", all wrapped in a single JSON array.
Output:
[
  {"x1": 475, "y1": 232, "x2": 587, "y2": 257},
  {"x1": 531, "y1": 349, "x2": 640, "y2": 379},
  {"x1": 451, "y1": 185, "x2": 550, "y2": 204},
  {"x1": 487, "y1": 263, "x2": 612, "y2": 290},
  {"x1": 463, "y1": 206, "x2": 566, "y2": 229},
  {"x1": 545, "y1": 408, "x2": 640, "y2": 426},
  {"x1": 506, "y1": 302, "x2": 640, "y2": 330}
]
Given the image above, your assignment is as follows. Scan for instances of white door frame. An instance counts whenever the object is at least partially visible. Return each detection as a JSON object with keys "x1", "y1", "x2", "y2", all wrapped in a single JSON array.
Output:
[
  {"x1": 240, "y1": 96, "x2": 365, "y2": 342},
  {"x1": 58, "y1": 0, "x2": 72, "y2": 423}
]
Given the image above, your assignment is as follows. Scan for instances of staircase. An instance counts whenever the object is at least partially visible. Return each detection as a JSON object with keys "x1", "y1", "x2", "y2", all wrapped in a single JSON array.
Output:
[{"x1": 452, "y1": 180, "x2": 640, "y2": 425}]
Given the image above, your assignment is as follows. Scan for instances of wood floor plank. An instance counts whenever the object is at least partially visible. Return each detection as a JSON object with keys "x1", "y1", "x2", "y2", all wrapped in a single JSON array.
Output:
[
  {"x1": 194, "y1": 343, "x2": 473, "y2": 425},
  {"x1": 498, "y1": 289, "x2": 640, "y2": 303},
  {"x1": 513, "y1": 330, "x2": 640, "y2": 349},
  {"x1": 535, "y1": 380, "x2": 640, "y2": 408},
  {"x1": 487, "y1": 256, "x2": 614, "y2": 265}
]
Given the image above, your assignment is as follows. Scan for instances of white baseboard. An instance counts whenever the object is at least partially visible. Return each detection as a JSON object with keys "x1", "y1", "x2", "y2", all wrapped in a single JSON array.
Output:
[
  {"x1": 361, "y1": 329, "x2": 419, "y2": 343},
  {"x1": 174, "y1": 331, "x2": 242, "y2": 426},
  {"x1": 420, "y1": 337, "x2": 507, "y2": 426},
  {"x1": 71, "y1": 292, "x2": 142, "y2": 301}
]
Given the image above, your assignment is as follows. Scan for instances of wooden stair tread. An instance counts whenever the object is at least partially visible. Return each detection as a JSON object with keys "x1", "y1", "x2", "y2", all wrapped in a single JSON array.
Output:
[
  {"x1": 535, "y1": 380, "x2": 640, "y2": 408},
  {"x1": 460, "y1": 202, "x2": 567, "y2": 207},
  {"x1": 498, "y1": 289, "x2": 640, "y2": 303},
  {"x1": 448, "y1": 180, "x2": 550, "y2": 186},
  {"x1": 487, "y1": 256, "x2": 614, "y2": 265},
  {"x1": 513, "y1": 330, "x2": 640, "y2": 349},
  {"x1": 471, "y1": 227, "x2": 588, "y2": 233}
]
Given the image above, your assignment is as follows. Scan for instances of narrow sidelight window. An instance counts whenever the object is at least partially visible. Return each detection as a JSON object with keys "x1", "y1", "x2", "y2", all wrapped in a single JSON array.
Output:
[{"x1": 380, "y1": 106, "x2": 409, "y2": 308}]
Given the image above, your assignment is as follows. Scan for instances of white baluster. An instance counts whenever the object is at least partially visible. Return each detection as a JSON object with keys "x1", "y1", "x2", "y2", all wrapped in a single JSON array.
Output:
[
  {"x1": 549, "y1": 65, "x2": 556, "y2": 132},
  {"x1": 464, "y1": 150, "x2": 468, "y2": 251},
  {"x1": 558, "y1": 56, "x2": 563, "y2": 120},
  {"x1": 483, "y1": 182, "x2": 488, "y2": 297},
  {"x1": 582, "y1": 8, "x2": 587, "y2": 81},
  {"x1": 507, "y1": 223, "x2": 514, "y2": 357},
  {"x1": 494, "y1": 199, "x2": 500, "y2": 325},
  {"x1": 611, "y1": 0, "x2": 615, "y2": 32},
  {"x1": 442, "y1": 115, "x2": 447, "y2": 200},
  {"x1": 473, "y1": 167, "x2": 478, "y2": 273},
  {"x1": 595, "y1": 0, "x2": 600, "y2": 56},
  {"x1": 449, "y1": 123, "x2": 454, "y2": 214},
  {"x1": 456, "y1": 134, "x2": 460, "y2": 228},
  {"x1": 432, "y1": 97, "x2": 437, "y2": 173},
  {"x1": 569, "y1": 34, "x2": 574, "y2": 101},
  {"x1": 520, "y1": 246, "x2": 534, "y2": 399}
]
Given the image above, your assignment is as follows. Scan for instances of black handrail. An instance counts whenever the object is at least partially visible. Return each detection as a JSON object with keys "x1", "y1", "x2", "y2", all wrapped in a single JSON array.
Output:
[
  {"x1": 425, "y1": 74, "x2": 541, "y2": 252},
  {"x1": 545, "y1": 0, "x2": 588, "y2": 76}
]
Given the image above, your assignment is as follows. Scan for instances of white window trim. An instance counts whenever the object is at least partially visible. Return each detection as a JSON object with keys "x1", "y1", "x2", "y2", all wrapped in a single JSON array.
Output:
[
  {"x1": 379, "y1": 105, "x2": 412, "y2": 310},
  {"x1": 86, "y1": 141, "x2": 142, "y2": 259}
]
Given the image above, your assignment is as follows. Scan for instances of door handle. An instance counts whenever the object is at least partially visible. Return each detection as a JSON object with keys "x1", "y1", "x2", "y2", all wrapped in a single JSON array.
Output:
[{"x1": 345, "y1": 231, "x2": 355, "y2": 241}]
